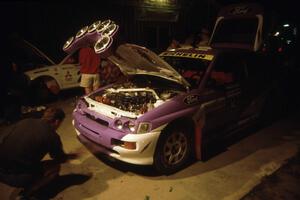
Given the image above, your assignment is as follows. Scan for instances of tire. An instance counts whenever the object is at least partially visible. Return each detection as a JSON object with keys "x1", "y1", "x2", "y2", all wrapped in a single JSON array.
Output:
[
  {"x1": 31, "y1": 80, "x2": 53, "y2": 105},
  {"x1": 154, "y1": 123, "x2": 193, "y2": 174}
]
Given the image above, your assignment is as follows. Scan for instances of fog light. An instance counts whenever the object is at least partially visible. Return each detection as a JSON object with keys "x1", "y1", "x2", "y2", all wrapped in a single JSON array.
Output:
[{"x1": 111, "y1": 139, "x2": 136, "y2": 150}]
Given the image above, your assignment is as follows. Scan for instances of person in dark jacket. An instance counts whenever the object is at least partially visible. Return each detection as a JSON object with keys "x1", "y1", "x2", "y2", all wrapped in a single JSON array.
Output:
[{"x1": 0, "y1": 107, "x2": 79, "y2": 199}]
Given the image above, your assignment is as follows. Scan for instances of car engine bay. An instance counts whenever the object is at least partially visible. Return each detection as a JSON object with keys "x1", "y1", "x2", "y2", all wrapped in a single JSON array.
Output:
[{"x1": 90, "y1": 79, "x2": 183, "y2": 116}]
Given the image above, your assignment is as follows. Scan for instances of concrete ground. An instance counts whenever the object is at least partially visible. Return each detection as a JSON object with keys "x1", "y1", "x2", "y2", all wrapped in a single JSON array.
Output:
[
  {"x1": 242, "y1": 149, "x2": 300, "y2": 200},
  {"x1": 1, "y1": 96, "x2": 300, "y2": 200}
]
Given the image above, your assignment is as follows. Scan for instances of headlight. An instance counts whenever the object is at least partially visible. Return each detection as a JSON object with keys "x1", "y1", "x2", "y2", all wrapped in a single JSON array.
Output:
[
  {"x1": 114, "y1": 119, "x2": 123, "y2": 130},
  {"x1": 137, "y1": 122, "x2": 151, "y2": 134},
  {"x1": 124, "y1": 120, "x2": 136, "y2": 133},
  {"x1": 76, "y1": 98, "x2": 89, "y2": 114},
  {"x1": 77, "y1": 98, "x2": 88, "y2": 109}
]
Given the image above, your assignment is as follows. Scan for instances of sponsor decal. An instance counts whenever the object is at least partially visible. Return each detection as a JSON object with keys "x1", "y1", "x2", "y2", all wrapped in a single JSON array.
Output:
[
  {"x1": 230, "y1": 6, "x2": 250, "y2": 15},
  {"x1": 65, "y1": 71, "x2": 72, "y2": 81},
  {"x1": 160, "y1": 51, "x2": 214, "y2": 61},
  {"x1": 184, "y1": 94, "x2": 201, "y2": 105}
]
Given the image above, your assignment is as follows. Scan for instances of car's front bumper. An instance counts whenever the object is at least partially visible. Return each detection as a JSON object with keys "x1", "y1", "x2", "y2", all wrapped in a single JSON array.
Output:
[{"x1": 72, "y1": 111, "x2": 162, "y2": 165}]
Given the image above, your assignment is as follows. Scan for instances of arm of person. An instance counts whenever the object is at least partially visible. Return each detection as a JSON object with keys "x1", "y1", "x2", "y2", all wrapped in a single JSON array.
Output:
[{"x1": 48, "y1": 132, "x2": 80, "y2": 163}]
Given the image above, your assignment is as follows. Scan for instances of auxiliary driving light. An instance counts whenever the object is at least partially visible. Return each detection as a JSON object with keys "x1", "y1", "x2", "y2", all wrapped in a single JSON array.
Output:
[
  {"x1": 94, "y1": 36, "x2": 111, "y2": 54},
  {"x1": 102, "y1": 23, "x2": 118, "y2": 36},
  {"x1": 96, "y1": 20, "x2": 111, "y2": 33},
  {"x1": 76, "y1": 26, "x2": 89, "y2": 38},
  {"x1": 88, "y1": 20, "x2": 101, "y2": 33},
  {"x1": 101, "y1": 19, "x2": 111, "y2": 27},
  {"x1": 63, "y1": 36, "x2": 74, "y2": 50}
]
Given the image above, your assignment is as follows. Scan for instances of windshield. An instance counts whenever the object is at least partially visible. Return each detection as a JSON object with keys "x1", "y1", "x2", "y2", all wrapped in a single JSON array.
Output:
[
  {"x1": 161, "y1": 56, "x2": 211, "y2": 89},
  {"x1": 211, "y1": 18, "x2": 258, "y2": 45}
]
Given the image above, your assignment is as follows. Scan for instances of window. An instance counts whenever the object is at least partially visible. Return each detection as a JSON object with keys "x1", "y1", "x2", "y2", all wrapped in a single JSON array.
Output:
[
  {"x1": 162, "y1": 56, "x2": 210, "y2": 88},
  {"x1": 211, "y1": 18, "x2": 258, "y2": 45},
  {"x1": 207, "y1": 52, "x2": 248, "y2": 87}
]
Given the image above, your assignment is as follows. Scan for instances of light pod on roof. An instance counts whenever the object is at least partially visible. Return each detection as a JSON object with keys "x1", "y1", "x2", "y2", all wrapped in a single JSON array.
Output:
[
  {"x1": 94, "y1": 35, "x2": 111, "y2": 54},
  {"x1": 96, "y1": 20, "x2": 112, "y2": 33},
  {"x1": 62, "y1": 19, "x2": 119, "y2": 57},
  {"x1": 88, "y1": 20, "x2": 101, "y2": 33},
  {"x1": 102, "y1": 23, "x2": 118, "y2": 37},
  {"x1": 76, "y1": 26, "x2": 89, "y2": 38},
  {"x1": 63, "y1": 36, "x2": 74, "y2": 50}
]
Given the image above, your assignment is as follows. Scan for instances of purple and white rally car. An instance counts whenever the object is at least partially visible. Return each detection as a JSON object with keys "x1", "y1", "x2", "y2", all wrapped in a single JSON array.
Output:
[
  {"x1": 72, "y1": 44, "x2": 212, "y2": 174},
  {"x1": 72, "y1": 45, "x2": 283, "y2": 174},
  {"x1": 66, "y1": 3, "x2": 286, "y2": 174}
]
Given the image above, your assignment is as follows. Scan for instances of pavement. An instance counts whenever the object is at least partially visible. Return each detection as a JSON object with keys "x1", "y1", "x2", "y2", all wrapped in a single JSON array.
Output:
[
  {"x1": 0, "y1": 96, "x2": 300, "y2": 200},
  {"x1": 242, "y1": 149, "x2": 300, "y2": 200}
]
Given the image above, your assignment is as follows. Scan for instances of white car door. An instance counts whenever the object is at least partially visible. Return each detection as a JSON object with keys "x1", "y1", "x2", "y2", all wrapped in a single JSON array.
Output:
[{"x1": 56, "y1": 63, "x2": 81, "y2": 89}]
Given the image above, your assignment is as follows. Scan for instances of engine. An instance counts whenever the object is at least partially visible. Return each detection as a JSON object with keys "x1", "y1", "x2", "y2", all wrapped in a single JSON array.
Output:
[{"x1": 90, "y1": 81, "x2": 180, "y2": 115}]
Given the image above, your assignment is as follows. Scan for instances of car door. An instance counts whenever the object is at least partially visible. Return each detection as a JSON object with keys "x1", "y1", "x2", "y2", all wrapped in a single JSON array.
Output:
[
  {"x1": 59, "y1": 63, "x2": 81, "y2": 88},
  {"x1": 56, "y1": 51, "x2": 81, "y2": 89},
  {"x1": 237, "y1": 53, "x2": 271, "y2": 121},
  {"x1": 202, "y1": 52, "x2": 244, "y2": 139}
]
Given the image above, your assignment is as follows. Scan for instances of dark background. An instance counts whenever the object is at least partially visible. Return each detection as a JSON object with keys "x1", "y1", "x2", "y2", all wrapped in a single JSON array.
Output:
[
  {"x1": 0, "y1": 0, "x2": 298, "y2": 62},
  {"x1": 0, "y1": 0, "x2": 298, "y2": 122}
]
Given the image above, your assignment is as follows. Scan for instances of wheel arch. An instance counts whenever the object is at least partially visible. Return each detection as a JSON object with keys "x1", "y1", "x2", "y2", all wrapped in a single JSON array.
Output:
[
  {"x1": 153, "y1": 116, "x2": 197, "y2": 174},
  {"x1": 163, "y1": 117, "x2": 195, "y2": 134},
  {"x1": 32, "y1": 75, "x2": 61, "y2": 94},
  {"x1": 162, "y1": 116, "x2": 197, "y2": 154},
  {"x1": 160, "y1": 114, "x2": 205, "y2": 161}
]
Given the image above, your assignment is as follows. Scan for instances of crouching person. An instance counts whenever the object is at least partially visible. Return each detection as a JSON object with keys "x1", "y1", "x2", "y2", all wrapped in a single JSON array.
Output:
[{"x1": 0, "y1": 107, "x2": 79, "y2": 199}]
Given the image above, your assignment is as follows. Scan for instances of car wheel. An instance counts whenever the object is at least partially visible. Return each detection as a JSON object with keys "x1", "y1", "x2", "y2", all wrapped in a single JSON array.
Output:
[
  {"x1": 31, "y1": 80, "x2": 54, "y2": 104},
  {"x1": 154, "y1": 124, "x2": 193, "y2": 174}
]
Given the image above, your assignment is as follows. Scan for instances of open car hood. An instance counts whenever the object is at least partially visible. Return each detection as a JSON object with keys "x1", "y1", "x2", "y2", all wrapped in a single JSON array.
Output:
[
  {"x1": 8, "y1": 35, "x2": 56, "y2": 67},
  {"x1": 108, "y1": 44, "x2": 190, "y2": 88}
]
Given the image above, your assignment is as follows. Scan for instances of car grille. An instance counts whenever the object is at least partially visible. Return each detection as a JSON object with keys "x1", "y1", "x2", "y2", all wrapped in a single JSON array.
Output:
[{"x1": 85, "y1": 113, "x2": 109, "y2": 127}]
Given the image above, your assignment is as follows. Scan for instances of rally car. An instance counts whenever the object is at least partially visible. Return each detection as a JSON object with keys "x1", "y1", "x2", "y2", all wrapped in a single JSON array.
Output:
[
  {"x1": 10, "y1": 38, "x2": 81, "y2": 103},
  {"x1": 72, "y1": 43, "x2": 285, "y2": 174},
  {"x1": 70, "y1": 3, "x2": 286, "y2": 174}
]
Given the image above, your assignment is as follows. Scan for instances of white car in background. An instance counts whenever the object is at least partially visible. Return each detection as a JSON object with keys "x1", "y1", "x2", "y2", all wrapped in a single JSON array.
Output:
[{"x1": 18, "y1": 40, "x2": 81, "y2": 103}]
